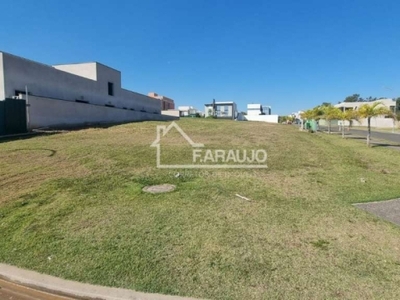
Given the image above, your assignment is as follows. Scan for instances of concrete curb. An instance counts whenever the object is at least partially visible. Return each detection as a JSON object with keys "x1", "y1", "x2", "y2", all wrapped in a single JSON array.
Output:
[{"x1": 0, "y1": 264, "x2": 201, "y2": 300}]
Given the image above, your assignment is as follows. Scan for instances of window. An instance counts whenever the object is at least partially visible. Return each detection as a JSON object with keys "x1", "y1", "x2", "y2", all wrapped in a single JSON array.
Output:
[
  {"x1": 216, "y1": 106, "x2": 221, "y2": 116},
  {"x1": 108, "y1": 82, "x2": 114, "y2": 96}
]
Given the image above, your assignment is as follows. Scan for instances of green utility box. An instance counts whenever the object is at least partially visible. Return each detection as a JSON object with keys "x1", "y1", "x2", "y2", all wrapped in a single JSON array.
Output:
[{"x1": 304, "y1": 120, "x2": 319, "y2": 132}]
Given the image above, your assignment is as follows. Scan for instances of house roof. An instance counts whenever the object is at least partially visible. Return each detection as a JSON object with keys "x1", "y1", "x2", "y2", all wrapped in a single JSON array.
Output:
[
  {"x1": 204, "y1": 101, "x2": 236, "y2": 106},
  {"x1": 334, "y1": 99, "x2": 395, "y2": 109}
]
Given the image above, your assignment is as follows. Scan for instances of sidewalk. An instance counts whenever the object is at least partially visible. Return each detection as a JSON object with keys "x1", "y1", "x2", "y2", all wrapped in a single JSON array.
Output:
[{"x1": 0, "y1": 264, "x2": 201, "y2": 300}]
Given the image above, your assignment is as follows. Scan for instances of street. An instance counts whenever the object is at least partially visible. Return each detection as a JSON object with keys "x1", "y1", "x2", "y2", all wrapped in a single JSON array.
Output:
[{"x1": 317, "y1": 125, "x2": 400, "y2": 144}]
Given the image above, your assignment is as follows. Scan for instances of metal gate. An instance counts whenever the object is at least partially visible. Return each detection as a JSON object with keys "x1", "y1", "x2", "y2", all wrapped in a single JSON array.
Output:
[{"x1": 0, "y1": 99, "x2": 27, "y2": 136}]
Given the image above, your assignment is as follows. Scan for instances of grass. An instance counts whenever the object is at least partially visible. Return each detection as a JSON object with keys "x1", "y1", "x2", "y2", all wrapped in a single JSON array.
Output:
[{"x1": 1, "y1": 118, "x2": 400, "y2": 299}]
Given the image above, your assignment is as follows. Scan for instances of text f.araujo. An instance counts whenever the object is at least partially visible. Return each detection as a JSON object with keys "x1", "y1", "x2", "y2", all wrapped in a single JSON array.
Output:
[{"x1": 151, "y1": 122, "x2": 268, "y2": 169}]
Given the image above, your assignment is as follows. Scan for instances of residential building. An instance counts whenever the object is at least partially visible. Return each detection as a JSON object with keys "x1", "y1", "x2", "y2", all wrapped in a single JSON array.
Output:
[
  {"x1": 245, "y1": 103, "x2": 278, "y2": 123},
  {"x1": 0, "y1": 51, "x2": 176, "y2": 129},
  {"x1": 204, "y1": 101, "x2": 237, "y2": 119},
  {"x1": 178, "y1": 106, "x2": 200, "y2": 117},
  {"x1": 334, "y1": 99, "x2": 397, "y2": 113},
  {"x1": 247, "y1": 104, "x2": 272, "y2": 116},
  {"x1": 148, "y1": 92, "x2": 175, "y2": 110},
  {"x1": 334, "y1": 99, "x2": 397, "y2": 128}
]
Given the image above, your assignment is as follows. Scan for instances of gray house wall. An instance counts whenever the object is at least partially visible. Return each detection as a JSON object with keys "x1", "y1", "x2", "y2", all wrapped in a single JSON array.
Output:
[
  {"x1": 26, "y1": 95, "x2": 176, "y2": 129},
  {"x1": 53, "y1": 62, "x2": 99, "y2": 81},
  {"x1": 1, "y1": 52, "x2": 161, "y2": 113},
  {"x1": 0, "y1": 53, "x2": 4, "y2": 100}
]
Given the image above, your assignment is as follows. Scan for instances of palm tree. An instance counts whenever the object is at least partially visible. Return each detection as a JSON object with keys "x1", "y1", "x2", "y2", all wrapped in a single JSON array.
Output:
[
  {"x1": 311, "y1": 106, "x2": 324, "y2": 121},
  {"x1": 322, "y1": 105, "x2": 341, "y2": 134},
  {"x1": 337, "y1": 109, "x2": 358, "y2": 138},
  {"x1": 357, "y1": 102, "x2": 394, "y2": 146},
  {"x1": 300, "y1": 109, "x2": 313, "y2": 120}
]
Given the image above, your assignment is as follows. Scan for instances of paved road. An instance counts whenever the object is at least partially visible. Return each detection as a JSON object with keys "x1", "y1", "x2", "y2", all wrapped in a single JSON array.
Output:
[
  {"x1": 318, "y1": 126, "x2": 400, "y2": 144},
  {"x1": 349, "y1": 129, "x2": 400, "y2": 144},
  {"x1": 0, "y1": 278, "x2": 75, "y2": 300},
  {"x1": 355, "y1": 199, "x2": 400, "y2": 226}
]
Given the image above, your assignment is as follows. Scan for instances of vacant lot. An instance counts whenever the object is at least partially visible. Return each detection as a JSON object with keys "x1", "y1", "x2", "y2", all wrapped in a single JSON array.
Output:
[{"x1": 1, "y1": 119, "x2": 400, "y2": 299}]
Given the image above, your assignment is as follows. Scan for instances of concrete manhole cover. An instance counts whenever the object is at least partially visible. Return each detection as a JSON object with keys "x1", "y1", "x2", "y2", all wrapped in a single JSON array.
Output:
[{"x1": 142, "y1": 184, "x2": 176, "y2": 194}]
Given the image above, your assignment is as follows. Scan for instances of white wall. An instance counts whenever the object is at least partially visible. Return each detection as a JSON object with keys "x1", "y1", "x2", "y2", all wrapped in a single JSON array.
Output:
[
  {"x1": 2, "y1": 52, "x2": 160, "y2": 113},
  {"x1": 178, "y1": 106, "x2": 193, "y2": 111},
  {"x1": 204, "y1": 105, "x2": 212, "y2": 117},
  {"x1": 247, "y1": 109, "x2": 262, "y2": 116},
  {"x1": 162, "y1": 110, "x2": 180, "y2": 117},
  {"x1": 355, "y1": 117, "x2": 396, "y2": 128},
  {"x1": 247, "y1": 104, "x2": 262, "y2": 116},
  {"x1": 337, "y1": 118, "x2": 396, "y2": 128},
  {"x1": 0, "y1": 53, "x2": 4, "y2": 100},
  {"x1": 245, "y1": 115, "x2": 279, "y2": 123},
  {"x1": 319, "y1": 119, "x2": 339, "y2": 127},
  {"x1": 26, "y1": 95, "x2": 177, "y2": 129}
]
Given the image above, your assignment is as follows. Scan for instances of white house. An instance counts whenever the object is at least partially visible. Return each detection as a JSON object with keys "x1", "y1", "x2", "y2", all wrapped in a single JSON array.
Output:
[
  {"x1": 204, "y1": 101, "x2": 238, "y2": 119},
  {"x1": 0, "y1": 51, "x2": 177, "y2": 129},
  {"x1": 177, "y1": 106, "x2": 197, "y2": 117},
  {"x1": 334, "y1": 99, "x2": 397, "y2": 128},
  {"x1": 245, "y1": 104, "x2": 278, "y2": 123}
]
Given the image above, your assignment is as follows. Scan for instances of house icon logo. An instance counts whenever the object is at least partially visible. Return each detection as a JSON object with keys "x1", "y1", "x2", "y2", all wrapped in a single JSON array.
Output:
[
  {"x1": 151, "y1": 122, "x2": 204, "y2": 168},
  {"x1": 151, "y1": 122, "x2": 268, "y2": 169}
]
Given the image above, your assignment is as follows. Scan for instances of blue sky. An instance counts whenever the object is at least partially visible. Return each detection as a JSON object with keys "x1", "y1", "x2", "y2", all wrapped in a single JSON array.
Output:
[{"x1": 1, "y1": 0, "x2": 400, "y2": 115}]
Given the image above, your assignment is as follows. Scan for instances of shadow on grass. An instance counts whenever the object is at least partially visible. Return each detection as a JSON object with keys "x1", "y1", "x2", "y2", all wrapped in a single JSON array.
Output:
[
  {"x1": 0, "y1": 132, "x2": 59, "y2": 144},
  {"x1": 46, "y1": 119, "x2": 175, "y2": 132},
  {"x1": 371, "y1": 143, "x2": 400, "y2": 150},
  {"x1": 0, "y1": 119, "x2": 176, "y2": 144},
  {"x1": 6, "y1": 148, "x2": 57, "y2": 157},
  {"x1": 345, "y1": 136, "x2": 366, "y2": 140},
  {"x1": 11, "y1": 148, "x2": 57, "y2": 157}
]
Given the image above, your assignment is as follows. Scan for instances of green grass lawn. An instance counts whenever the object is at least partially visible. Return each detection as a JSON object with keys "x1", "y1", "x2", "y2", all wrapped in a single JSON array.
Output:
[{"x1": 1, "y1": 118, "x2": 400, "y2": 299}]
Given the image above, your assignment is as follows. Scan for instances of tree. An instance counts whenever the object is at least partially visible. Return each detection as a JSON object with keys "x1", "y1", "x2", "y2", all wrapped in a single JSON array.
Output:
[
  {"x1": 363, "y1": 96, "x2": 378, "y2": 102},
  {"x1": 337, "y1": 109, "x2": 358, "y2": 138},
  {"x1": 300, "y1": 110, "x2": 313, "y2": 121},
  {"x1": 287, "y1": 115, "x2": 295, "y2": 124},
  {"x1": 311, "y1": 106, "x2": 324, "y2": 121},
  {"x1": 322, "y1": 105, "x2": 341, "y2": 134},
  {"x1": 344, "y1": 94, "x2": 361, "y2": 102},
  {"x1": 357, "y1": 102, "x2": 394, "y2": 146},
  {"x1": 279, "y1": 116, "x2": 288, "y2": 123}
]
